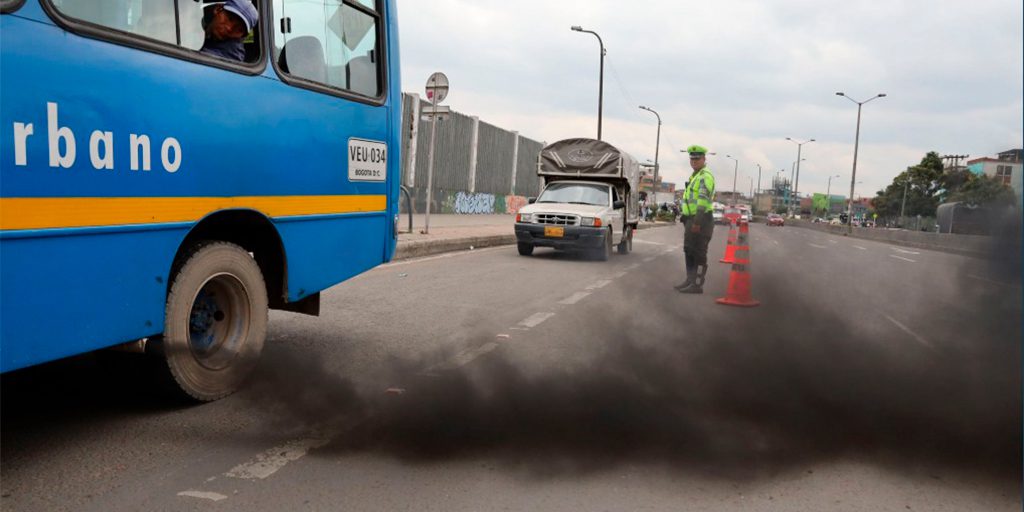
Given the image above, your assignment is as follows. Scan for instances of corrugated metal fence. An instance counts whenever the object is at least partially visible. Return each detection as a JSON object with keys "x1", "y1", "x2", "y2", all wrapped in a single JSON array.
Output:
[{"x1": 400, "y1": 93, "x2": 543, "y2": 214}]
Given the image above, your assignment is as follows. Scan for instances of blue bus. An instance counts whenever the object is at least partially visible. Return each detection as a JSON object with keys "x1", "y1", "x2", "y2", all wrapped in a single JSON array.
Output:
[{"x1": 0, "y1": 0, "x2": 402, "y2": 400}]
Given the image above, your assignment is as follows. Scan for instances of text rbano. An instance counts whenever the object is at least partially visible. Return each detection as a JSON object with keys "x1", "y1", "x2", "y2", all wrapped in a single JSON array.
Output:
[{"x1": 10, "y1": 102, "x2": 183, "y2": 173}]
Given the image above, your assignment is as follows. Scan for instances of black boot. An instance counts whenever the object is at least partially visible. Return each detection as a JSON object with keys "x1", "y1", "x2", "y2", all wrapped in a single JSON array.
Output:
[
  {"x1": 678, "y1": 264, "x2": 706, "y2": 294},
  {"x1": 674, "y1": 275, "x2": 694, "y2": 291}
]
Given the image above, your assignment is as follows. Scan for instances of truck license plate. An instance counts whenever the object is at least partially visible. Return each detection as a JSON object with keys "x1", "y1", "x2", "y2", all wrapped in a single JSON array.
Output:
[{"x1": 544, "y1": 226, "x2": 564, "y2": 237}]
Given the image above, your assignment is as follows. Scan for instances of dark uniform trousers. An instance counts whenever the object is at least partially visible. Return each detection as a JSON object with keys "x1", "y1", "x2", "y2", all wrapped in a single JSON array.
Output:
[{"x1": 683, "y1": 212, "x2": 714, "y2": 269}]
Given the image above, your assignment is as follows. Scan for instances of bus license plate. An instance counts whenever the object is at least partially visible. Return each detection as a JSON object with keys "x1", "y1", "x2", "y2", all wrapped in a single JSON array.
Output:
[{"x1": 544, "y1": 226, "x2": 564, "y2": 238}]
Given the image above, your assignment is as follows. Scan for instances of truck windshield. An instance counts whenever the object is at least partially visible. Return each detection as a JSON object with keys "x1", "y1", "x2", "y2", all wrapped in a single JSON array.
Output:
[{"x1": 537, "y1": 183, "x2": 609, "y2": 206}]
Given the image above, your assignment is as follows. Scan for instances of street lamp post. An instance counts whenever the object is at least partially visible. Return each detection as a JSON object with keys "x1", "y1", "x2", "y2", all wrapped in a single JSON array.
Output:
[
  {"x1": 755, "y1": 164, "x2": 762, "y2": 214},
  {"x1": 788, "y1": 158, "x2": 805, "y2": 215},
  {"x1": 825, "y1": 174, "x2": 841, "y2": 217},
  {"x1": 748, "y1": 176, "x2": 753, "y2": 202},
  {"x1": 775, "y1": 169, "x2": 785, "y2": 213},
  {"x1": 786, "y1": 137, "x2": 815, "y2": 216},
  {"x1": 899, "y1": 180, "x2": 909, "y2": 228},
  {"x1": 639, "y1": 105, "x2": 661, "y2": 204},
  {"x1": 571, "y1": 26, "x2": 605, "y2": 140},
  {"x1": 836, "y1": 91, "x2": 887, "y2": 233},
  {"x1": 725, "y1": 155, "x2": 739, "y2": 206}
]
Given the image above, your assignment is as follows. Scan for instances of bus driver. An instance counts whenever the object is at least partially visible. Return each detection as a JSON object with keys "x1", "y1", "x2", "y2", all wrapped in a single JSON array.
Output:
[{"x1": 200, "y1": 0, "x2": 258, "y2": 62}]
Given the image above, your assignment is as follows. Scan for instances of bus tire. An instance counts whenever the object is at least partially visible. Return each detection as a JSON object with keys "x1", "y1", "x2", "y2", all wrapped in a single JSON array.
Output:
[{"x1": 162, "y1": 241, "x2": 268, "y2": 402}]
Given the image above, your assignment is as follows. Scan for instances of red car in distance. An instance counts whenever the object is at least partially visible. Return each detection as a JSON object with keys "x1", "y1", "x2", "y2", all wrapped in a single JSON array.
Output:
[{"x1": 767, "y1": 213, "x2": 785, "y2": 227}]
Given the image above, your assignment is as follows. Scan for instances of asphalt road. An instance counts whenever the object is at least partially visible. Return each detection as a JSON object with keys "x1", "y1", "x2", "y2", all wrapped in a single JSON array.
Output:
[{"x1": 3, "y1": 223, "x2": 1020, "y2": 511}]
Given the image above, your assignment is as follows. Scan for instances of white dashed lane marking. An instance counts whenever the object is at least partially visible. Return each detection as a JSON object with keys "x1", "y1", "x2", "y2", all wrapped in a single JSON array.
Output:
[
  {"x1": 884, "y1": 314, "x2": 932, "y2": 348},
  {"x1": 519, "y1": 312, "x2": 556, "y2": 328},
  {"x1": 225, "y1": 437, "x2": 331, "y2": 481},
  {"x1": 853, "y1": 245, "x2": 867, "y2": 250},
  {"x1": 178, "y1": 491, "x2": 228, "y2": 502},
  {"x1": 559, "y1": 291, "x2": 592, "y2": 305},
  {"x1": 892, "y1": 247, "x2": 921, "y2": 255},
  {"x1": 808, "y1": 243, "x2": 828, "y2": 249},
  {"x1": 890, "y1": 255, "x2": 917, "y2": 263},
  {"x1": 586, "y1": 280, "x2": 612, "y2": 290}
]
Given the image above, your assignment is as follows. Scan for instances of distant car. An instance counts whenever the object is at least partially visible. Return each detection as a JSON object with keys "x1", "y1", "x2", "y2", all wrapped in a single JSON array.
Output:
[
  {"x1": 767, "y1": 213, "x2": 785, "y2": 227},
  {"x1": 812, "y1": 217, "x2": 825, "y2": 224},
  {"x1": 713, "y1": 209, "x2": 724, "y2": 225},
  {"x1": 740, "y1": 210, "x2": 751, "y2": 223}
]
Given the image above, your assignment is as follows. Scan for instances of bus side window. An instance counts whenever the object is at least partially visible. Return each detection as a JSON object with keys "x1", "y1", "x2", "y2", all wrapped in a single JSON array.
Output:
[
  {"x1": 51, "y1": 0, "x2": 178, "y2": 44},
  {"x1": 274, "y1": 0, "x2": 382, "y2": 97},
  {"x1": 47, "y1": 0, "x2": 262, "y2": 65}
]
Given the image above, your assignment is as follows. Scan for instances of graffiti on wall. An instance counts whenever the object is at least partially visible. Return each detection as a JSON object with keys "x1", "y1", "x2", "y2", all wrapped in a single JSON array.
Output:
[
  {"x1": 433, "y1": 190, "x2": 530, "y2": 215},
  {"x1": 502, "y1": 195, "x2": 528, "y2": 215}
]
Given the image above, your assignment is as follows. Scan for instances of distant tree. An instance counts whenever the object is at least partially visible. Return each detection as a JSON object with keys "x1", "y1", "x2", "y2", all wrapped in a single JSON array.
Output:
[
  {"x1": 872, "y1": 151, "x2": 955, "y2": 218},
  {"x1": 947, "y1": 174, "x2": 1016, "y2": 206}
]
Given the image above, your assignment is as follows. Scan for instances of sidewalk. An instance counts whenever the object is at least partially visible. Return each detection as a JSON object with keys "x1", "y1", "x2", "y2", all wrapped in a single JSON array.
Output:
[{"x1": 394, "y1": 213, "x2": 673, "y2": 261}]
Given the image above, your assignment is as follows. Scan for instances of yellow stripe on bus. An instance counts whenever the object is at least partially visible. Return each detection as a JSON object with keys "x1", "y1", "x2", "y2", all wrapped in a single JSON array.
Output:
[{"x1": 0, "y1": 195, "x2": 387, "y2": 231}]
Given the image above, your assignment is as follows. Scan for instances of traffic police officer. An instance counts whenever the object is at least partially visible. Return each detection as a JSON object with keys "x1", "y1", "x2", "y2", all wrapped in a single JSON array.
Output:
[{"x1": 676, "y1": 145, "x2": 716, "y2": 294}]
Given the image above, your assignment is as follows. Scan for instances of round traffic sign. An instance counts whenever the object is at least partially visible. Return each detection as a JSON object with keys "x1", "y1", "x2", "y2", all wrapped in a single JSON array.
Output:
[{"x1": 425, "y1": 72, "x2": 449, "y2": 104}]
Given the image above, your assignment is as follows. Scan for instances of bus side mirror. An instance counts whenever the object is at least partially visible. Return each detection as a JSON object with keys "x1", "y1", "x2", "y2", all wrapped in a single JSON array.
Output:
[
  {"x1": 613, "y1": 200, "x2": 626, "y2": 210},
  {"x1": 528, "y1": 197, "x2": 537, "y2": 204}
]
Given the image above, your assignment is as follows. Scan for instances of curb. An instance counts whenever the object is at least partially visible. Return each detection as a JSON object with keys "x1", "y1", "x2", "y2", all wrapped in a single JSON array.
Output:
[{"x1": 393, "y1": 222, "x2": 676, "y2": 261}]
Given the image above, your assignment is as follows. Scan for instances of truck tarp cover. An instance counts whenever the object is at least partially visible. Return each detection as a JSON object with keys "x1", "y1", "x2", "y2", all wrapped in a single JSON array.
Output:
[{"x1": 539, "y1": 138, "x2": 629, "y2": 178}]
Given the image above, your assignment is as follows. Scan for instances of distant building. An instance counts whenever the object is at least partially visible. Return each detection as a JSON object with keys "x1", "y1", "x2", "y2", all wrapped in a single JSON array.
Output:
[
  {"x1": 998, "y1": 149, "x2": 1022, "y2": 163},
  {"x1": 638, "y1": 172, "x2": 675, "y2": 195},
  {"x1": 967, "y1": 149, "x2": 1022, "y2": 202}
]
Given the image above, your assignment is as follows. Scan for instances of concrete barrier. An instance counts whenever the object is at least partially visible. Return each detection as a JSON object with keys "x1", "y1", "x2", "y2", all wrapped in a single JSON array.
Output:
[{"x1": 788, "y1": 220, "x2": 995, "y2": 257}]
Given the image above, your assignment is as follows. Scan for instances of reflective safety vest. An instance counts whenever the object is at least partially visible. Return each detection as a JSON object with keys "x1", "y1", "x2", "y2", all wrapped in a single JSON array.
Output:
[{"x1": 682, "y1": 167, "x2": 716, "y2": 216}]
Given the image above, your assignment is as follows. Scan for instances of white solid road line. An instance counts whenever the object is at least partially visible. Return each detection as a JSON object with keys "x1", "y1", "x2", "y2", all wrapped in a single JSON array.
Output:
[
  {"x1": 853, "y1": 245, "x2": 867, "y2": 250},
  {"x1": 519, "y1": 312, "x2": 556, "y2": 328},
  {"x1": 828, "y1": 240, "x2": 838, "y2": 244},
  {"x1": 612, "y1": 271, "x2": 628, "y2": 279},
  {"x1": 178, "y1": 491, "x2": 228, "y2": 502},
  {"x1": 586, "y1": 280, "x2": 612, "y2": 290},
  {"x1": 890, "y1": 255, "x2": 917, "y2": 263},
  {"x1": 884, "y1": 314, "x2": 933, "y2": 348},
  {"x1": 559, "y1": 291, "x2": 592, "y2": 305},
  {"x1": 633, "y1": 239, "x2": 667, "y2": 246},
  {"x1": 225, "y1": 437, "x2": 332, "y2": 481},
  {"x1": 808, "y1": 243, "x2": 828, "y2": 249}
]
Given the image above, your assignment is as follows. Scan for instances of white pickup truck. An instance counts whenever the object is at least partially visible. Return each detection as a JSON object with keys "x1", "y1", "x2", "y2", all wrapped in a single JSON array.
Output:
[{"x1": 514, "y1": 139, "x2": 640, "y2": 261}]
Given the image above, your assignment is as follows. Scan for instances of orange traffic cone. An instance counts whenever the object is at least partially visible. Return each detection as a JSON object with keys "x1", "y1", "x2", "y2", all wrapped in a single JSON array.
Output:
[
  {"x1": 720, "y1": 220, "x2": 738, "y2": 263},
  {"x1": 717, "y1": 220, "x2": 760, "y2": 307}
]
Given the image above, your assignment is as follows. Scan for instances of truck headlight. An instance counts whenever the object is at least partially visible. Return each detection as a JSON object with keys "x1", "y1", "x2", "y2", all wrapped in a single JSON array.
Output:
[
  {"x1": 581, "y1": 217, "x2": 602, "y2": 227},
  {"x1": 517, "y1": 213, "x2": 532, "y2": 223}
]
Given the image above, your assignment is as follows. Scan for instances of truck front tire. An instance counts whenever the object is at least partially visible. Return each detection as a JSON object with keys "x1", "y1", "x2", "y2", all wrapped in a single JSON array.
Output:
[
  {"x1": 517, "y1": 242, "x2": 534, "y2": 256},
  {"x1": 596, "y1": 228, "x2": 612, "y2": 261},
  {"x1": 162, "y1": 242, "x2": 268, "y2": 402}
]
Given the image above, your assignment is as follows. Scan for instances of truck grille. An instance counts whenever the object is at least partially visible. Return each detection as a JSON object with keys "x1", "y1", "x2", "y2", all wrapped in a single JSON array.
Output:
[{"x1": 535, "y1": 214, "x2": 579, "y2": 226}]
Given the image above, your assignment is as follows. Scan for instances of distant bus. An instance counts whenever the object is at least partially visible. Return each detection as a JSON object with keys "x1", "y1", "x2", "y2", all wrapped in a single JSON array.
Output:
[{"x1": 1, "y1": 0, "x2": 401, "y2": 400}]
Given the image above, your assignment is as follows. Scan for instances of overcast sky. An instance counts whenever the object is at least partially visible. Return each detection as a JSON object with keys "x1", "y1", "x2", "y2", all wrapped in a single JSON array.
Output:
[{"x1": 397, "y1": 0, "x2": 1023, "y2": 198}]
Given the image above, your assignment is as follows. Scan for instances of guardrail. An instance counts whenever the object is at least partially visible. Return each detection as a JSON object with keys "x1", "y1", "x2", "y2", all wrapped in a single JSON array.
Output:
[{"x1": 787, "y1": 219, "x2": 1000, "y2": 258}]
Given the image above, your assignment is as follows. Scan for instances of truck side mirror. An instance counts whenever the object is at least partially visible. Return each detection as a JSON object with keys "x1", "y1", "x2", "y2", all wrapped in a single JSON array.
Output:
[
  {"x1": 528, "y1": 197, "x2": 537, "y2": 204},
  {"x1": 613, "y1": 200, "x2": 626, "y2": 210}
]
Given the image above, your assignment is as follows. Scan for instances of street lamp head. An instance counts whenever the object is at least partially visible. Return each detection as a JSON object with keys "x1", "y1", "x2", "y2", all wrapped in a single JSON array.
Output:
[
  {"x1": 810, "y1": 139, "x2": 816, "y2": 142},
  {"x1": 877, "y1": 93, "x2": 887, "y2": 97},
  {"x1": 638, "y1": 105, "x2": 646, "y2": 109},
  {"x1": 571, "y1": 25, "x2": 582, "y2": 31},
  {"x1": 786, "y1": 137, "x2": 792, "y2": 141},
  {"x1": 836, "y1": 92, "x2": 845, "y2": 96}
]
